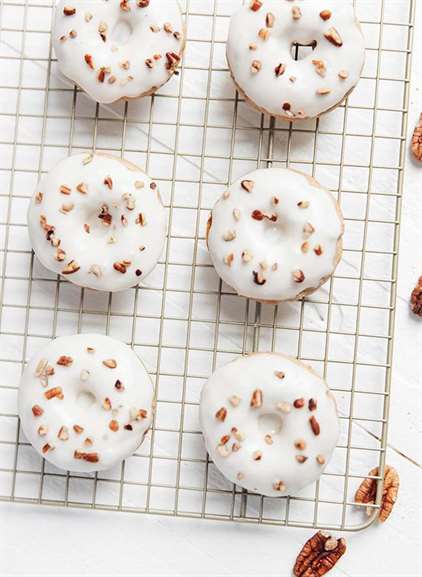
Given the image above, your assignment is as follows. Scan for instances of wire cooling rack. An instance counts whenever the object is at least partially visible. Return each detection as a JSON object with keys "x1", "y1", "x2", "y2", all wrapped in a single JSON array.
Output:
[{"x1": 0, "y1": 0, "x2": 415, "y2": 531}]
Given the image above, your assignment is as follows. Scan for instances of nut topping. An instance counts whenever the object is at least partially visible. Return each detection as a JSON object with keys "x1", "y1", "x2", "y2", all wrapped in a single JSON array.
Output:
[
  {"x1": 241, "y1": 180, "x2": 254, "y2": 193},
  {"x1": 252, "y1": 451, "x2": 262, "y2": 461},
  {"x1": 63, "y1": 6, "x2": 76, "y2": 16},
  {"x1": 102, "y1": 359, "x2": 117, "y2": 369},
  {"x1": 229, "y1": 395, "x2": 241, "y2": 407},
  {"x1": 57, "y1": 355, "x2": 73, "y2": 366},
  {"x1": 42, "y1": 443, "x2": 54, "y2": 454},
  {"x1": 273, "y1": 480, "x2": 286, "y2": 492},
  {"x1": 59, "y1": 185, "x2": 71, "y2": 195},
  {"x1": 251, "y1": 59, "x2": 262, "y2": 73},
  {"x1": 62, "y1": 260, "x2": 80, "y2": 275},
  {"x1": 215, "y1": 407, "x2": 227, "y2": 422},
  {"x1": 354, "y1": 465, "x2": 399, "y2": 522},
  {"x1": 38, "y1": 425, "x2": 48, "y2": 436},
  {"x1": 292, "y1": 6, "x2": 302, "y2": 20},
  {"x1": 294, "y1": 398, "x2": 305, "y2": 409},
  {"x1": 275, "y1": 63, "x2": 286, "y2": 77},
  {"x1": 73, "y1": 424, "x2": 84, "y2": 434},
  {"x1": 103, "y1": 397, "x2": 112, "y2": 411},
  {"x1": 309, "y1": 416, "x2": 321, "y2": 436},
  {"x1": 58, "y1": 426, "x2": 69, "y2": 441},
  {"x1": 410, "y1": 276, "x2": 422, "y2": 316},
  {"x1": 324, "y1": 27, "x2": 343, "y2": 47},
  {"x1": 293, "y1": 270, "x2": 305, "y2": 283},
  {"x1": 308, "y1": 398, "x2": 317, "y2": 411},
  {"x1": 266, "y1": 13, "x2": 275, "y2": 28},
  {"x1": 250, "y1": 0, "x2": 262, "y2": 12},
  {"x1": 44, "y1": 386, "x2": 64, "y2": 400},
  {"x1": 84, "y1": 54, "x2": 94, "y2": 69},
  {"x1": 293, "y1": 532, "x2": 346, "y2": 577},
  {"x1": 32, "y1": 405, "x2": 44, "y2": 417},
  {"x1": 274, "y1": 371, "x2": 285, "y2": 380},
  {"x1": 320, "y1": 10, "x2": 332, "y2": 21},
  {"x1": 411, "y1": 114, "x2": 422, "y2": 161},
  {"x1": 109, "y1": 419, "x2": 119, "y2": 432},
  {"x1": 253, "y1": 271, "x2": 266, "y2": 286},
  {"x1": 74, "y1": 450, "x2": 99, "y2": 463},
  {"x1": 250, "y1": 388, "x2": 263, "y2": 408}
]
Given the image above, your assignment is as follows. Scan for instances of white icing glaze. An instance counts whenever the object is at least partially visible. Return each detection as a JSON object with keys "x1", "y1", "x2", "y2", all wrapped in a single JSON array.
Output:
[
  {"x1": 207, "y1": 167, "x2": 343, "y2": 302},
  {"x1": 53, "y1": 0, "x2": 184, "y2": 104},
  {"x1": 199, "y1": 353, "x2": 339, "y2": 497},
  {"x1": 18, "y1": 333, "x2": 154, "y2": 473},
  {"x1": 28, "y1": 152, "x2": 166, "y2": 292},
  {"x1": 227, "y1": 0, "x2": 365, "y2": 120}
]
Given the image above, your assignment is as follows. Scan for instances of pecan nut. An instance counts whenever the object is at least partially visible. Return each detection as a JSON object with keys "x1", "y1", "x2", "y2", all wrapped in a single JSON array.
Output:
[
  {"x1": 354, "y1": 465, "x2": 399, "y2": 522},
  {"x1": 410, "y1": 276, "x2": 422, "y2": 317},
  {"x1": 411, "y1": 113, "x2": 422, "y2": 161},
  {"x1": 293, "y1": 531, "x2": 347, "y2": 577}
]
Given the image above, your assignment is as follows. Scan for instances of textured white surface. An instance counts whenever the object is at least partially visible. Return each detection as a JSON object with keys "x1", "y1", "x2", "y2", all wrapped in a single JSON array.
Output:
[{"x1": 0, "y1": 1, "x2": 421, "y2": 576}]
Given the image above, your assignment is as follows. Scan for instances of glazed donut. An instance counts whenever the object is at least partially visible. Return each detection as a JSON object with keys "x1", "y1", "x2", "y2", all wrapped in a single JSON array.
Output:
[
  {"x1": 206, "y1": 167, "x2": 343, "y2": 303},
  {"x1": 28, "y1": 152, "x2": 166, "y2": 292},
  {"x1": 53, "y1": 0, "x2": 185, "y2": 104},
  {"x1": 227, "y1": 1, "x2": 365, "y2": 120},
  {"x1": 18, "y1": 333, "x2": 154, "y2": 473},
  {"x1": 199, "y1": 353, "x2": 339, "y2": 496}
]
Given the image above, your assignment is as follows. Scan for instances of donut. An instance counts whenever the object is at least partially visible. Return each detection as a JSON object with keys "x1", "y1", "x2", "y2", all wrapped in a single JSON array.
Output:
[
  {"x1": 199, "y1": 353, "x2": 339, "y2": 496},
  {"x1": 53, "y1": 0, "x2": 185, "y2": 104},
  {"x1": 28, "y1": 152, "x2": 166, "y2": 292},
  {"x1": 227, "y1": 1, "x2": 365, "y2": 120},
  {"x1": 18, "y1": 333, "x2": 154, "y2": 473},
  {"x1": 206, "y1": 167, "x2": 343, "y2": 303}
]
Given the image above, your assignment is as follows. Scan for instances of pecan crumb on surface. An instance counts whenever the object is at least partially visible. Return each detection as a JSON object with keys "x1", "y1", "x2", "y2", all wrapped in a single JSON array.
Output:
[
  {"x1": 354, "y1": 465, "x2": 399, "y2": 522},
  {"x1": 410, "y1": 276, "x2": 422, "y2": 316},
  {"x1": 293, "y1": 531, "x2": 346, "y2": 577},
  {"x1": 412, "y1": 114, "x2": 422, "y2": 161}
]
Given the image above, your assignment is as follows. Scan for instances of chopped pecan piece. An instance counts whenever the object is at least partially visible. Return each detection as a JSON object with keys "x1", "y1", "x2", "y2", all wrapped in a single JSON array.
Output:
[
  {"x1": 410, "y1": 276, "x2": 422, "y2": 316},
  {"x1": 411, "y1": 114, "x2": 422, "y2": 161},
  {"x1": 354, "y1": 465, "x2": 399, "y2": 522},
  {"x1": 250, "y1": 0, "x2": 262, "y2": 11},
  {"x1": 57, "y1": 355, "x2": 73, "y2": 366},
  {"x1": 324, "y1": 27, "x2": 343, "y2": 47},
  {"x1": 241, "y1": 180, "x2": 254, "y2": 193},
  {"x1": 293, "y1": 531, "x2": 346, "y2": 577},
  {"x1": 74, "y1": 450, "x2": 99, "y2": 463},
  {"x1": 63, "y1": 6, "x2": 76, "y2": 16},
  {"x1": 215, "y1": 407, "x2": 227, "y2": 421},
  {"x1": 250, "y1": 388, "x2": 263, "y2": 408}
]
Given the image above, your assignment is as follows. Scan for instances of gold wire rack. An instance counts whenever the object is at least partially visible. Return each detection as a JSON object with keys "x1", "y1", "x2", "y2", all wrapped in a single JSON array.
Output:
[{"x1": 0, "y1": 0, "x2": 415, "y2": 531}]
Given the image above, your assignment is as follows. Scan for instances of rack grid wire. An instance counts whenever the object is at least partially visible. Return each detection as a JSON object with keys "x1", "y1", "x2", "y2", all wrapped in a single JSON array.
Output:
[{"x1": 0, "y1": 0, "x2": 415, "y2": 531}]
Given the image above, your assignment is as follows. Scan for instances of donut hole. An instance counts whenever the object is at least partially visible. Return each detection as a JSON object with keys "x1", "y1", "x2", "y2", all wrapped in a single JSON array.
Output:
[
  {"x1": 77, "y1": 391, "x2": 96, "y2": 408},
  {"x1": 110, "y1": 20, "x2": 133, "y2": 45},
  {"x1": 290, "y1": 41, "x2": 317, "y2": 61},
  {"x1": 258, "y1": 413, "x2": 283, "y2": 436}
]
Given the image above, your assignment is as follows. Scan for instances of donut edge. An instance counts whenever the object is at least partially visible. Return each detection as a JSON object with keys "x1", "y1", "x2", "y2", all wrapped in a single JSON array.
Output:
[{"x1": 206, "y1": 169, "x2": 344, "y2": 304}]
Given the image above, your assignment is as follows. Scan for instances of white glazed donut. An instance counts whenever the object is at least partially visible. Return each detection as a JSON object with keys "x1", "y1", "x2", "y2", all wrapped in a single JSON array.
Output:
[
  {"x1": 18, "y1": 333, "x2": 154, "y2": 473},
  {"x1": 227, "y1": 1, "x2": 365, "y2": 120},
  {"x1": 207, "y1": 167, "x2": 343, "y2": 303},
  {"x1": 53, "y1": 0, "x2": 185, "y2": 104},
  {"x1": 199, "y1": 353, "x2": 339, "y2": 496},
  {"x1": 28, "y1": 152, "x2": 166, "y2": 292}
]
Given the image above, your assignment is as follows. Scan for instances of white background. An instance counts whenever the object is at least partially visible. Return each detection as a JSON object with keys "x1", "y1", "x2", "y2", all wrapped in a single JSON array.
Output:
[{"x1": 1, "y1": 1, "x2": 421, "y2": 576}]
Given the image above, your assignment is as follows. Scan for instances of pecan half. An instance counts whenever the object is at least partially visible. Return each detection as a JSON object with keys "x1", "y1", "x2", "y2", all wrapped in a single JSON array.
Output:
[
  {"x1": 293, "y1": 531, "x2": 346, "y2": 577},
  {"x1": 354, "y1": 465, "x2": 399, "y2": 522},
  {"x1": 411, "y1": 113, "x2": 422, "y2": 161},
  {"x1": 410, "y1": 276, "x2": 422, "y2": 316}
]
